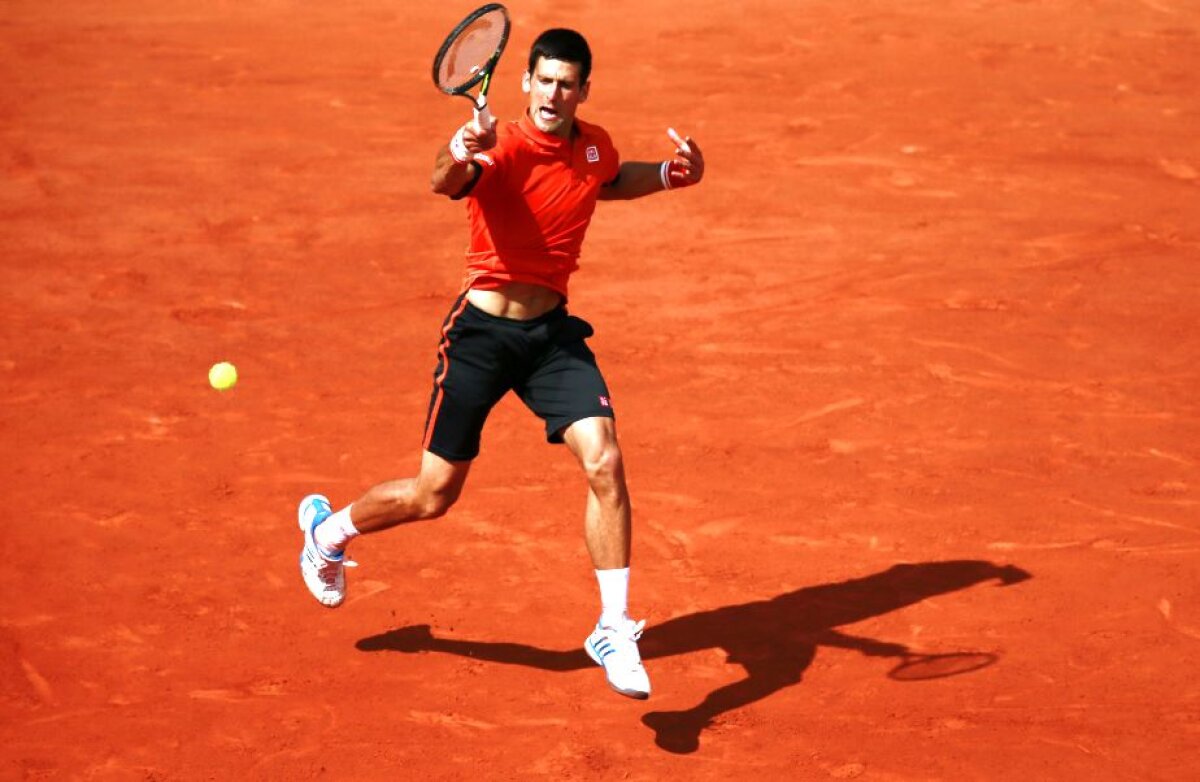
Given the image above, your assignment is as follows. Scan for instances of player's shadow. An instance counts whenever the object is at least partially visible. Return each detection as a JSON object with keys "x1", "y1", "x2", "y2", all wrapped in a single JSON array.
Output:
[{"x1": 356, "y1": 559, "x2": 1031, "y2": 754}]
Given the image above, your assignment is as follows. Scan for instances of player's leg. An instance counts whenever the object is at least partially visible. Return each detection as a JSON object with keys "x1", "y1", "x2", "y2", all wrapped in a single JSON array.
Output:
[
  {"x1": 564, "y1": 418, "x2": 650, "y2": 699},
  {"x1": 298, "y1": 294, "x2": 507, "y2": 608},
  {"x1": 517, "y1": 310, "x2": 650, "y2": 698},
  {"x1": 563, "y1": 416, "x2": 630, "y2": 572},
  {"x1": 328, "y1": 292, "x2": 507, "y2": 542},
  {"x1": 297, "y1": 453, "x2": 471, "y2": 609},
  {"x1": 344, "y1": 450, "x2": 472, "y2": 533},
  {"x1": 515, "y1": 311, "x2": 628, "y2": 577}
]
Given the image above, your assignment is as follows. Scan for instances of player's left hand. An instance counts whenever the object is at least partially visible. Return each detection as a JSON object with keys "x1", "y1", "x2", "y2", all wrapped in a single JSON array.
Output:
[{"x1": 662, "y1": 127, "x2": 704, "y2": 189}]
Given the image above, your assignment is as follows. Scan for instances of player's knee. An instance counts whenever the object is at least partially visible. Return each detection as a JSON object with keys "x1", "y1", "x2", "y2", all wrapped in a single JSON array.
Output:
[
  {"x1": 581, "y1": 442, "x2": 624, "y2": 487},
  {"x1": 416, "y1": 485, "x2": 461, "y2": 519}
]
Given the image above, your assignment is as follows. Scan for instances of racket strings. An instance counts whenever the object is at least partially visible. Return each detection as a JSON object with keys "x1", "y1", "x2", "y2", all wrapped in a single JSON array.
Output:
[{"x1": 437, "y1": 12, "x2": 507, "y2": 90}]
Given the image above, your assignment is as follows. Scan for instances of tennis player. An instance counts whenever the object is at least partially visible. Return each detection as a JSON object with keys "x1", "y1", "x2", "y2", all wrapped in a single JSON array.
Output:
[{"x1": 297, "y1": 28, "x2": 704, "y2": 700}]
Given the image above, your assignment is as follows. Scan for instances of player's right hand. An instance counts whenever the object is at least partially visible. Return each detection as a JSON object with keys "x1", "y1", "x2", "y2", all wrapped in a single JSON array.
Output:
[{"x1": 450, "y1": 111, "x2": 497, "y2": 163}]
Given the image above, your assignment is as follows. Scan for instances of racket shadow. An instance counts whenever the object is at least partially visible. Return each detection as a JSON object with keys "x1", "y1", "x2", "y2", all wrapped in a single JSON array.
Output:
[{"x1": 355, "y1": 559, "x2": 1031, "y2": 754}]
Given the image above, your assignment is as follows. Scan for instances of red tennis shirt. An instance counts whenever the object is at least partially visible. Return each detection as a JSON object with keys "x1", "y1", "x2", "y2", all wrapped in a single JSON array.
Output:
[{"x1": 458, "y1": 111, "x2": 621, "y2": 299}]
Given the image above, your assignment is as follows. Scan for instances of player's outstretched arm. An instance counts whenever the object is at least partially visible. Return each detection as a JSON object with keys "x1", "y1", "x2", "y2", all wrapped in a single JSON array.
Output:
[
  {"x1": 431, "y1": 112, "x2": 497, "y2": 197},
  {"x1": 599, "y1": 128, "x2": 704, "y2": 201}
]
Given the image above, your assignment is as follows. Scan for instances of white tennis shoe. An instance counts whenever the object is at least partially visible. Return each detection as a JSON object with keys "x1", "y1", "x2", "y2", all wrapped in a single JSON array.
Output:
[
  {"x1": 585, "y1": 617, "x2": 651, "y2": 699},
  {"x1": 297, "y1": 493, "x2": 345, "y2": 608}
]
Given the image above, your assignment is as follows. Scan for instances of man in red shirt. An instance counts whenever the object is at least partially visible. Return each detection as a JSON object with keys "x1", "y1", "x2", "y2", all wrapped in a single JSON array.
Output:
[{"x1": 298, "y1": 28, "x2": 704, "y2": 700}]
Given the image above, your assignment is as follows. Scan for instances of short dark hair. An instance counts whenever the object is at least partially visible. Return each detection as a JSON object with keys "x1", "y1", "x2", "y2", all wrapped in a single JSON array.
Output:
[{"x1": 527, "y1": 28, "x2": 592, "y2": 83}]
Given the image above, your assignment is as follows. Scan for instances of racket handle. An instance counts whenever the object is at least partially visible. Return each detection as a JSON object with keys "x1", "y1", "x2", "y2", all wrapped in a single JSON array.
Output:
[{"x1": 474, "y1": 97, "x2": 492, "y2": 130}]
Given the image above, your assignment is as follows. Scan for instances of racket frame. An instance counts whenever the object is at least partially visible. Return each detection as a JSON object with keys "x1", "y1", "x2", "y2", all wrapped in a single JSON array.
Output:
[
  {"x1": 432, "y1": 3, "x2": 511, "y2": 125},
  {"x1": 887, "y1": 651, "x2": 998, "y2": 681}
]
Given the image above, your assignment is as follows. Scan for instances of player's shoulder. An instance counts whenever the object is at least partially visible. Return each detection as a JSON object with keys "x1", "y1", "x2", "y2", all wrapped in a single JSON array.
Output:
[{"x1": 575, "y1": 118, "x2": 619, "y2": 177}]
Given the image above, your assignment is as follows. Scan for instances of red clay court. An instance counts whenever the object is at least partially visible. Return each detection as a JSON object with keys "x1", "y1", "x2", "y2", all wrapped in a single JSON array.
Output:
[{"x1": 2, "y1": 1, "x2": 1198, "y2": 779}]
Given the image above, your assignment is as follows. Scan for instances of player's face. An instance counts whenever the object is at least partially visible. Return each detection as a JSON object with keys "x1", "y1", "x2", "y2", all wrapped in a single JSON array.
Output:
[{"x1": 525, "y1": 57, "x2": 589, "y2": 137}]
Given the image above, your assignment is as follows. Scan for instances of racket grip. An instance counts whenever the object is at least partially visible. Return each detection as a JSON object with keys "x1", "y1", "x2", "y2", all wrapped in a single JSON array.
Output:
[{"x1": 474, "y1": 98, "x2": 493, "y2": 130}]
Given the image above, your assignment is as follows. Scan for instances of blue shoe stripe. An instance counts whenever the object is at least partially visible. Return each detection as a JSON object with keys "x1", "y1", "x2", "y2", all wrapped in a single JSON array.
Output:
[
  {"x1": 309, "y1": 511, "x2": 331, "y2": 536},
  {"x1": 307, "y1": 501, "x2": 332, "y2": 529},
  {"x1": 590, "y1": 638, "x2": 616, "y2": 660}
]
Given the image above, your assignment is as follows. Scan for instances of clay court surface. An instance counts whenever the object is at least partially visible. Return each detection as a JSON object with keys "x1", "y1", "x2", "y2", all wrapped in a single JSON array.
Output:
[{"x1": 3, "y1": 0, "x2": 1199, "y2": 778}]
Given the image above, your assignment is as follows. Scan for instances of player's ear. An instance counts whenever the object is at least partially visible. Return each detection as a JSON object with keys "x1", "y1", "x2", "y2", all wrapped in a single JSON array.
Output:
[
  {"x1": 521, "y1": 72, "x2": 531, "y2": 93},
  {"x1": 579, "y1": 80, "x2": 590, "y2": 103}
]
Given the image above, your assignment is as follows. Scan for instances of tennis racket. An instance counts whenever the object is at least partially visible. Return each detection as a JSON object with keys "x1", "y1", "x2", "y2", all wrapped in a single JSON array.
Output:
[
  {"x1": 432, "y1": 4, "x2": 511, "y2": 128},
  {"x1": 887, "y1": 651, "x2": 998, "y2": 681}
]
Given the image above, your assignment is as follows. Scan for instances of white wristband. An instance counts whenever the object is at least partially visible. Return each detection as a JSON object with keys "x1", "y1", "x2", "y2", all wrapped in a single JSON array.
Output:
[
  {"x1": 659, "y1": 160, "x2": 672, "y2": 190},
  {"x1": 450, "y1": 126, "x2": 472, "y2": 164}
]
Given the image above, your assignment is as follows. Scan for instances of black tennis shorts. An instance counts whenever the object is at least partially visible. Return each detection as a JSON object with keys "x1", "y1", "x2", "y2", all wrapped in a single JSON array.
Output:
[{"x1": 422, "y1": 294, "x2": 615, "y2": 462}]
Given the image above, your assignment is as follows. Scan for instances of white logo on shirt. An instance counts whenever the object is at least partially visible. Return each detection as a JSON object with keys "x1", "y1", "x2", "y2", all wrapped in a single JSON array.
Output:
[{"x1": 585, "y1": 145, "x2": 600, "y2": 163}]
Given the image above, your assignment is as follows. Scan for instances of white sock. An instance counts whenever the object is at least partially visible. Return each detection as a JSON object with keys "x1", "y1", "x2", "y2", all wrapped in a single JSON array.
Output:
[
  {"x1": 314, "y1": 505, "x2": 359, "y2": 556},
  {"x1": 595, "y1": 567, "x2": 630, "y2": 628}
]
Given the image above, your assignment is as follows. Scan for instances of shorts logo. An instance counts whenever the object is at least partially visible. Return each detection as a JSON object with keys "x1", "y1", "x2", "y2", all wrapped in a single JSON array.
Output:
[
  {"x1": 598, "y1": 395, "x2": 610, "y2": 407},
  {"x1": 586, "y1": 145, "x2": 600, "y2": 163}
]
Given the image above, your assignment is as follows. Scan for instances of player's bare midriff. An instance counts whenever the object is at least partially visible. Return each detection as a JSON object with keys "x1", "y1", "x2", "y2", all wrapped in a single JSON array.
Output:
[{"x1": 466, "y1": 282, "x2": 564, "y2": 320}]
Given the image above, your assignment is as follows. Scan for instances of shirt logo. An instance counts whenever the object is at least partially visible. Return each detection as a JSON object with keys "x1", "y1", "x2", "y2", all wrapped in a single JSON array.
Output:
[
  {"x1": 585, "y1": 145, "x2": 600, "y2": 163},
  {"x1": 598, "y1": 395, "x2": 610, "y2": 407}
]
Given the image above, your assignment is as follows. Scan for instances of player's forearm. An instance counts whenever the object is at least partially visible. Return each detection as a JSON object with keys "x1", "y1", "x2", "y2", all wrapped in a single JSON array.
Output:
[
  {"x1": 430, "y1": 146, "x2": 475, "y2": 196},
  {"x1": 598, "y1": 162, "x2": 667, "y2": 201}
]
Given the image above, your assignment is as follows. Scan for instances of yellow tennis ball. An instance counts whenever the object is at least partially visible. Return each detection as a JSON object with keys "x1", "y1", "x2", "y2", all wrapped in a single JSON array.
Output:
[{"x1": 208, "y1": 361, "x2": 238, "y2": 391}]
